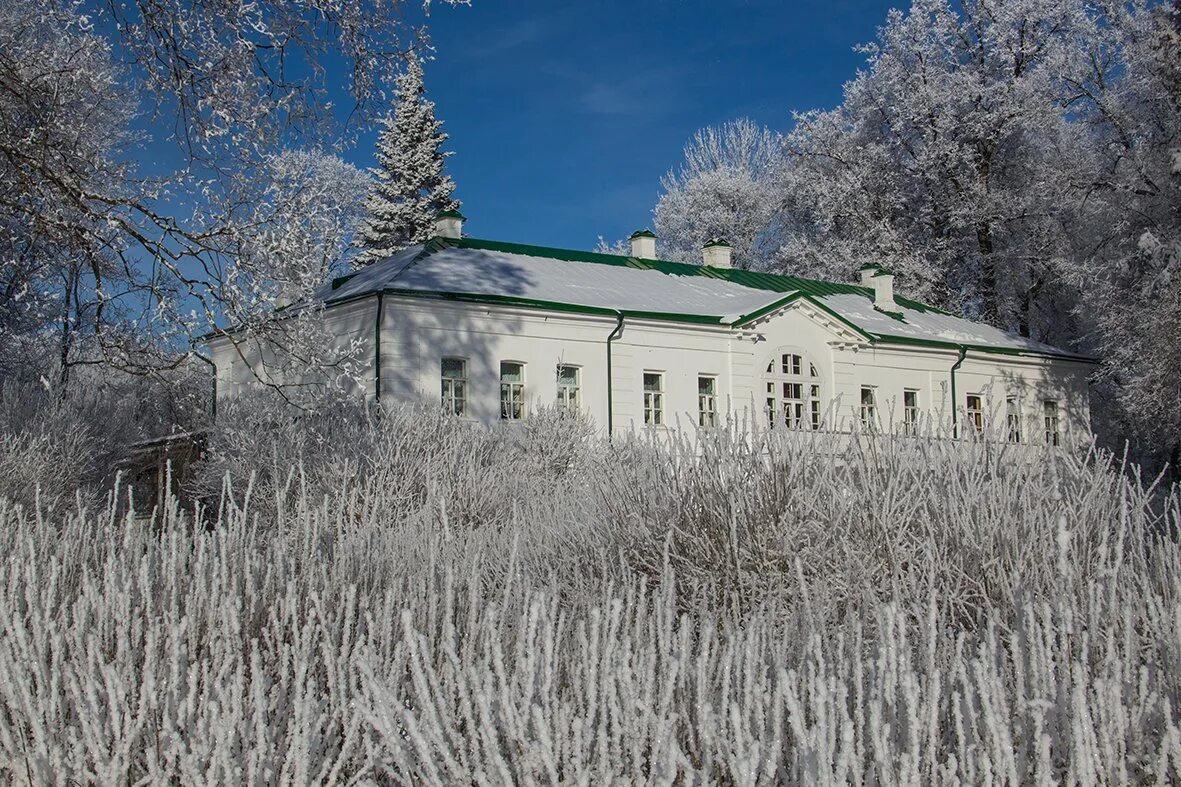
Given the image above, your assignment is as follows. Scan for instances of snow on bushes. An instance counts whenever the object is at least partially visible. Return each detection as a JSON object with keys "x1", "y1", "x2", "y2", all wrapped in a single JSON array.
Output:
[{"x1": 0, "y1": 405, "x2": 1177, "y2": 782}]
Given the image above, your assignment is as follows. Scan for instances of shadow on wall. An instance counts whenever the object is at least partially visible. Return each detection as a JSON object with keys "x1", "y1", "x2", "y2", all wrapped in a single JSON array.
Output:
[
  {"x1": 379, "y1": 249, "x2": 535, "y2": 421},
  {"x1": 989, "y1": 365, "x2": 1094, "y2": 448}
]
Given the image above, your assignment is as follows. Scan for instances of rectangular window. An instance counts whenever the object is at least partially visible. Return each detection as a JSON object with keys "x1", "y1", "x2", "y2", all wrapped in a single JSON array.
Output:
[
  {"x1": 643, "y1": 372, "x2": 664, "y2": 426},
  {"x1": 1007, "y1": 397, "x2": 1022, "y2": 443},
  {"x1": 1044, "y1": 400, "x2": 1060, "y2": 446},
  {"x1": 860, "y1": 386, "x2": 877, "y2": 430},
  {"x1": 500, "y1": 362, "x2": 525, "y2": 421},
  {"x1": 781, "y1": 353, "x2": 802, "y2": 376},
  {"x1": 698, "y1": 376, "x2": 717, "y2": 427},
  {"x1": 782, "y1": 381, "x2": 805, "y2": 427},
  {"x1": 810, "y1": 384, "x2": 822, "y2": 430},
  {"x1": 966, "y1": 394, "x2": 984, "y2": 436},
  {"x1": 903, "y1": 389, "x2": 920, "y2": 436},
  {"x1": 440, "y1": 357, "x2": 467, "y2": 416},
  {"x1": 556, "y1": 365, "x2": 580, "y2": 411}
]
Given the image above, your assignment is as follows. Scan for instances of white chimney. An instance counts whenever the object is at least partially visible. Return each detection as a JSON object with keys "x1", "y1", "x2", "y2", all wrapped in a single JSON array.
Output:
[
  {"x1": 702, "y1": 238, "x2": 732, "y2": 268},
  {"x1": 629, "y1": 229, "x2": 657, "y2": 258},
  {"x1": 858, "y1": 262, "x2": 878, "y2": 286},
  {"x1": 434, "y1": 209, "x2": 465, "y2": 239},
  {"x1": 871, "y1": 268, "x2": 898, "y2": 312}
]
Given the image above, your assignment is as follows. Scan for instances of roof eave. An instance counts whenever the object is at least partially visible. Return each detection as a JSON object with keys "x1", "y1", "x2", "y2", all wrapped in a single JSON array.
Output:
[{"x1": 867, "y1": 332, "x2": 1100, "y2": 364}]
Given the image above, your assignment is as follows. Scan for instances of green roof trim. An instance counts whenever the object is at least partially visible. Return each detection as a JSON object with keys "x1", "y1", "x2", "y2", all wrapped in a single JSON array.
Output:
[
  {"x1": 629, "y1": 228, "x2": 657, "y2": 239},
  {"x1": 436, "y1": 208, "x2": 465, "y2": 219},
  {"x1": 704, "y1": 237, "x2": 731, "y2": 248},
  {"x1": 858, "y1": 262, "x2": 880, "y2": 271},
  {"x1": 861, "y1": 331, "x2": 1098, "y2": 363}
]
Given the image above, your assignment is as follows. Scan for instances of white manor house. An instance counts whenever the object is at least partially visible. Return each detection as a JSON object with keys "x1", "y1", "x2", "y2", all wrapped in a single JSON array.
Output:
[{"x1": 208, "y1": 212, "x2": 1095, "y2": 445}]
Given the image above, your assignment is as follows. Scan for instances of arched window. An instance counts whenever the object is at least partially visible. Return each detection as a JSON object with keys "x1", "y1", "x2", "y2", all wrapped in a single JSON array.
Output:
[{"x1": 764, "y1": 351, "x2": 822, "y2": 429}]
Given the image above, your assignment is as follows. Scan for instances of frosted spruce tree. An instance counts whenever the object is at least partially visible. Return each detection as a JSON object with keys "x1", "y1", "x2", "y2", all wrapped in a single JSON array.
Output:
[{"x1": 355, "y1": 53, "x2": 459, "y2": 266}]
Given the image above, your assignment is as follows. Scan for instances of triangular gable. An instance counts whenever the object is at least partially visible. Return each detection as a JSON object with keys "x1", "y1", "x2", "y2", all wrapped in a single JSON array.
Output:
[{"x1": 731, "y1": 294, "x2": 869, "y2": 345}]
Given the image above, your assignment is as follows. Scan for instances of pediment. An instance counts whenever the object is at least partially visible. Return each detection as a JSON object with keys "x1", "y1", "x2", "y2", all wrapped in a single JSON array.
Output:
[{"x1": 734, "y1": 297, "x2": 868, "y2": 346}]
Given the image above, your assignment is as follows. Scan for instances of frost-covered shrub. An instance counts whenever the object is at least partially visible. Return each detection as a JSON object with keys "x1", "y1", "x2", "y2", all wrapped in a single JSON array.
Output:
[
  {"x1": 597, "y1": 427, "x2": 1150, "y2": 620},
  {"x1": 4, "y1": 410, "x2": 1177, "y2": 782},
  {"x1": 0, "y1": 369, "x2": 208, "y2": 511},
  {"x1": 0, "y1": 412, "x2": 95, "y2": 512}
]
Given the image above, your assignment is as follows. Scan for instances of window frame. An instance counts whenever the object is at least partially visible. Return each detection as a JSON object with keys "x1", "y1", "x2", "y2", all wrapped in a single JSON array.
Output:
[
  {"x1": 965, "y1": 394, "x2": 984, "y2": 436},
  {"x1": 764, "y1": 351, "x2": 823, "y2": 430},
  {"x1": 903, "y1": 389, "x2": 920, "y2": 436},
  {"x1": 1006, "y1": 396, "x2": 1022, "y2": 443},
  {"x1": 499, "y1": 361, "x2": 526, "y2": 421},
  {"x1": 440, "y1": 357, "x2": 468, "y2": 417},
  {"x1": 1043, "y1": 400, "x2": 1060, "y2": 446},
  {"x1": 698, "y1": 375, "x2": 718, "y2": 427},
  {"x1": 556, "y1": 364, "x2": 580, "y2": 412},
  {"x1": 643, "y1": 371, "x2": 665, "y2": 427},
  {"x1": 859, "y1": 385, "x2": 877, "y2": 430}
]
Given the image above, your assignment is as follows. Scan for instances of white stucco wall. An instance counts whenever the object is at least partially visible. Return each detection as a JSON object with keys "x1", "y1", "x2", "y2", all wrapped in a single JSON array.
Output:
[
  {"x1": 208, "y1": 293, "x2": 1093, "y2": 447},
  {"x1": 208, "y1": 297, "x2": 378, "y2": 400}
]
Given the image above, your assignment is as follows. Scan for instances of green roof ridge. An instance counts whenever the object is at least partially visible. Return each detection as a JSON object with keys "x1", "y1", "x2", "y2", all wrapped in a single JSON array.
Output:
[{"x1": 440, "y1": 235, "x2": 944, "y2": 315}]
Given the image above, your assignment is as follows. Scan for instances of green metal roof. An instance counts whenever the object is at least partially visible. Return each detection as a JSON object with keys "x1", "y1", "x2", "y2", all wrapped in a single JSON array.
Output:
[{"x1": 628, "y1": 228, "x2": 657, "y2": 239}]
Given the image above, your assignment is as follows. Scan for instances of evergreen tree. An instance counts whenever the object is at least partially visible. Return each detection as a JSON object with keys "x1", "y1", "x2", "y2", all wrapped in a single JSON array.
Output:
[{"x1": 355, "y1": 54, "x2": 458, "y2": 266}]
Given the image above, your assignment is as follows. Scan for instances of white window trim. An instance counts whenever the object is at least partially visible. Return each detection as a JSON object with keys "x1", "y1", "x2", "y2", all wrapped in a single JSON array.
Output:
[
  {"x1": 764, "y1": 350, "x2": 823, "y2": 430},
  {"x1": 698, "y1": 375, "x2": 718, "y2": 427},
  {"x1": 859, "y1": 385, "x2": 877, "y2": 431},
  {"x1": 643, "y1": 371, "x2": 665, "y2": 427},
  {"x1": 500, "y1": 361, "x2": 526, "y2": 421},
  {"x1": 1006, "y1": 396, "x2": 1022, "y2": 443},
  {"x1": 556, "y1": 364, "x2": 580, "y2": 412},
  {"x1": 903, "y1": 389, "x2": 920, "y2": 436},
  {"x1": 441, "y1": 357, "x2": 468, "y2": 417},
  {"x1": 965, "y1": 393, "x2": 984, "y2": 436},
  {"x1": 1043, "y1": 400, "x2": 1061, "y2": 446}
]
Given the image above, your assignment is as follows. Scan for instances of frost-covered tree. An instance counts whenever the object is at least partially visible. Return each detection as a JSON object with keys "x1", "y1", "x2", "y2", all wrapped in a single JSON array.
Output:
[
  {"x1": 212, "y1": 150, "x2": 372, "y2": 405},
  {"x1": 686, "y1": 0, "x2": 1176, "y2": 473},
  {"x1": 0, "y1": 0, "x2": 140, "y2": 386},
  {"x1": 654, "y1": 119, "x2": 782, "y2": 269},
  {"x1": 355, "y1": 54, "x2": 459, "y2": 265},
  {"x1": 1067, "y1": 0, "x2": 1181, "y2": 470},
  {"x1": 777, "y1": 0, "x2": 1088, "y2": 334},
  {"x1": 0, "y1": 0, "x2": 463, "y2": 388}
]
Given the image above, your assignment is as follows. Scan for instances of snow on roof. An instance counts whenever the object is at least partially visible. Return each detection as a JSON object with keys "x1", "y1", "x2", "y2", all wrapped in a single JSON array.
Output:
[
  {"x1": 324, "y1": 239, "x2": 782, "y2": 321},
  {"x1": 321, "y1": 236, "x2": 1092, "y2": 361},
  {"x1": 815, "y1": 294, "x2": 1083, "y2": 358}
]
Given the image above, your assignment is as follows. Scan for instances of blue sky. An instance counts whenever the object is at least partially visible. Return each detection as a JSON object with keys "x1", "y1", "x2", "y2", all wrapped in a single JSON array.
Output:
[{"x1": 346, "y1": 0, "x2": 900, "y2": 250}]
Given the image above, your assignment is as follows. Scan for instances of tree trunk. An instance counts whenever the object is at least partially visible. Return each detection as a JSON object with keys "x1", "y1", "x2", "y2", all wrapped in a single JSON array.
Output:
[
  {"x1": 1017, "y1": 275, "x2": 1043, "y2": 338},
  {"x1": 976, "y1": 220, "x2": 999, "y2": 326},
  {"x1": 57, "y1": 265, "x2": 78, "y2": 395}
]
